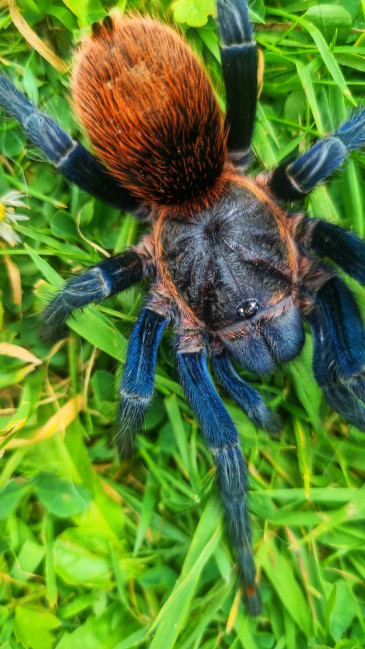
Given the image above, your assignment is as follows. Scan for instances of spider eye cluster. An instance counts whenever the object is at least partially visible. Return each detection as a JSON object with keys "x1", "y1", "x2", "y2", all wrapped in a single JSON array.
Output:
[{"x1": 237, "y1": 300, "x2": 259, "y2": 318}]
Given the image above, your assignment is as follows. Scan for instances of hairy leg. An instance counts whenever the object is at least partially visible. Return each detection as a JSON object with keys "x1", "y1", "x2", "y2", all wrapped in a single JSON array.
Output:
[
  {"x1": 0, "y1": 74, "x2": 139, "y2": 211},
  {"x1": 211, "y1": 351, "x2": 280, "y2": 434},
  {"x1": 217, "y1": 0, "x2": 257, "y2": 165},
  {"x1": 43, "y1": 251, "x2": 144, "y2": 333},
  {"x1": 268, "y1": 111, "x2": 365, "y2": 201},
  {"x1": 297, "y1": 217, "x2": 365, "y2": 287},
  {"x1": 117, "y1": 307, "x2": 169, "y2": 458},
  {"x1": 177, "y1": 341, "x2": 261, "y2": 615},
  {"x1": 305, "y1": 277, "x2": 365, "y2": 429}
]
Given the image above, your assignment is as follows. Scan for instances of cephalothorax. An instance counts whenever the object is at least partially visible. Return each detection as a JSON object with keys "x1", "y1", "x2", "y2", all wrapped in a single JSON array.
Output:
[{"x1": 1, "y1": 0, "x2": 365, "y2": 615}]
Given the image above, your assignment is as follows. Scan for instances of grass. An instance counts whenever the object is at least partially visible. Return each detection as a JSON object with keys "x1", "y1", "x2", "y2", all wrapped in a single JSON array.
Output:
[{"x1": 0, "y1": 0, "x2": 365, "y2": 647}]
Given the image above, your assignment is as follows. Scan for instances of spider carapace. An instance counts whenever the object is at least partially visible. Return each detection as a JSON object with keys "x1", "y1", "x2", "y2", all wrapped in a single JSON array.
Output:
[
  {"x1": 159, "y1": 182, "x2": 303, "y2": 358},
  {"x1": 1, "y1": 0, "x2": 365, "y2": 616}
]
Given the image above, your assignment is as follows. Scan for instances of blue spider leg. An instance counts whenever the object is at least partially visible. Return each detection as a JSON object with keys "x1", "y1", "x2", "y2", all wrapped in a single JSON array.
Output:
[
  {"x1": 269, "y1": 111, "x2": 365, "y2": 201},
  {"x1": 217, "y1": 0, "x2": 257, "y2": 165},
  {"x1": 117, "y1": 307, "x2": 169, "y2": 458},
  {"x1": 299, "y1": 217, "x2": 365, "y2": 287},
  {"x1": 177, "y1": 345, "x2": 261, "y2": 615},
  {"x1": 42, "y1": 251, "x2": 143, "y2": 332},
  {"x1": 223, "y1": 326, "x2": 275, "y2": 374},
  {"x1": 314, "y1": 277, "x2": 365, "y2": 381},
  {"x1": 211, "y1": 351, "x2": 280, "y2": 434},
  {"x1": 305, "y1": 277, "x2": 365, "y2": 430},
  {"x1": 0, "y1": 74, "x2": 139, "y2": 211}
]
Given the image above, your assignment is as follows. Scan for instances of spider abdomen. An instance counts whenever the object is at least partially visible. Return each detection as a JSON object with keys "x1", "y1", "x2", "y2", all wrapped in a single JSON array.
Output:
[{"x1": 72, "y1": 13, "x2": 227, "y2": 212}]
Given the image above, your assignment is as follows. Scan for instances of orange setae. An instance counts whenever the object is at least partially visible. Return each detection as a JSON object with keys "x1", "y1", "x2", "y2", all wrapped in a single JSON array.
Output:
[{"x1": 72, "y1": 14, "x2": 227, "y2": 213}]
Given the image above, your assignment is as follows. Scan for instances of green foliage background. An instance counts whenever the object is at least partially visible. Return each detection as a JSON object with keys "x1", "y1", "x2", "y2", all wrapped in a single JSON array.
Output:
[{"x1": 0, "y1": 0, "x2": 365, "y2": 647}]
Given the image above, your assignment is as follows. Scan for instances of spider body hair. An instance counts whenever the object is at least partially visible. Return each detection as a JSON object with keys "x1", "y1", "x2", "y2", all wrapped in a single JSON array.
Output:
[{"x1": 72, "y1": 15, "x2": 228, "y2": 214}]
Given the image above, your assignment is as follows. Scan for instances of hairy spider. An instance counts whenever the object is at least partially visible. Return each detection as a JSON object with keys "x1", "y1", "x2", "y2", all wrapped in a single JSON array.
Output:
[{"x1": 1, "y1": 0, "x2": 365, "y2": 616}]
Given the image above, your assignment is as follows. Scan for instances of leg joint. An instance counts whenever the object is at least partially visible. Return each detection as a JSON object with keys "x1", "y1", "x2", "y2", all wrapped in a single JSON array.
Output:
[{"x1": 211, "y1": 442, "x2": 240, "y2": 455}]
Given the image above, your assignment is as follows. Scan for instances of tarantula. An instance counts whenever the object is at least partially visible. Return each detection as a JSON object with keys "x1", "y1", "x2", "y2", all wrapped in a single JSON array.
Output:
[{"x1": 1, "y1": 0, "x2": 365, "y2": 616}]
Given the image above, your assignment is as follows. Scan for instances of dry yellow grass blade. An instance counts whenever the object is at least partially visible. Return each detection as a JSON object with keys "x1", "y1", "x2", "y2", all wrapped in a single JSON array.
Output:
[
  {"x1": 2, "y1": 416, "x2": 28, "y2": 436},
  {"x1": 257, "y1": 48, "x2": 264, "y2": 98},
  {"x1": 226, "y1": 586, "x2": 241, "y2": 633},
  {"x1": 101, "y1": 481, "x2": 123, "y2": 504},
  {"x1": 3, "y1": 255, "x2": 22, "y2": 309},
  {"x1": 0, "y1": 342, "x2": 42, "y2": 365},
  {"x1": 8, "y1": 0, "x2": 68, "y2": 74},
  {"x1": 1, "y1": 394, "x2": 83, "y2": 449}
]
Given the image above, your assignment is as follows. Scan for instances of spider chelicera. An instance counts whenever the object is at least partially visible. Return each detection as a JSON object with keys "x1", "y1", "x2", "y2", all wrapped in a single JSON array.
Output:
[{"x1": 1, "y1": 0, "x2": 365, "y2": 616}]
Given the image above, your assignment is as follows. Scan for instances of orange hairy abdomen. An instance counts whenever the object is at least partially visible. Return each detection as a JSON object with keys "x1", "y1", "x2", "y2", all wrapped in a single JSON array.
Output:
[{"x1": 72, "y1": 14, "x2": 227, "y2": 211}]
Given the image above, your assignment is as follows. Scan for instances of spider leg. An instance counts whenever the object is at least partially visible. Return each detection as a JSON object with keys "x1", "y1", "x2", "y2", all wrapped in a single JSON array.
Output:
[
  {"x1": 0, "y1": 74, "x2": 139, "y2": 212},
  {"x1": 268, "y1": 111, "x2": 365, "y2": 201},
  {"x1": 177, "y1": 343, "x2": 261, "y2": 615},
  {"x1": 222, "y1": 305, "x2": 304, "y2": 373},
  {"x1": 43, "y1": 251, "x2": 143, "y2": 333},
  {"x1": 211, "y1": 350, "x2": 280, "y2": 434},
  {"x1": 217, "y1": 0, "x2": 257, "y2": 165},
  {"x1": 305, "y1": 277, "x2": 365, "y2": 430},
  {"x1": 298, "y1": 217, "x2": 365, "y2": 287},
  {"x1": 117, "y1": 307, "x2": 169, "y2": 458}
]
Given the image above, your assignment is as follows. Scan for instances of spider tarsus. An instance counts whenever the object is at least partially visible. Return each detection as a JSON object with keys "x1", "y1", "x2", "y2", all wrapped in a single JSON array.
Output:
[
  {"x1": 103, "y1": 15, "x2": 113, "y2": 31},
  {"x1": 39, "y1": 321, "x2": 68, "y2": 344},
  {"x1": 115, "y1": 429, "x2": 135, "y2": 460},
  {"x1": 91, "y1": 22, "x2": 102, "y2": 37},
  {"x1": 243, "y1": 586, "x2": 262, "y2": 617},
  {"x1": 261, "y1": 411, "x2": 281, "y2": 437}
]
